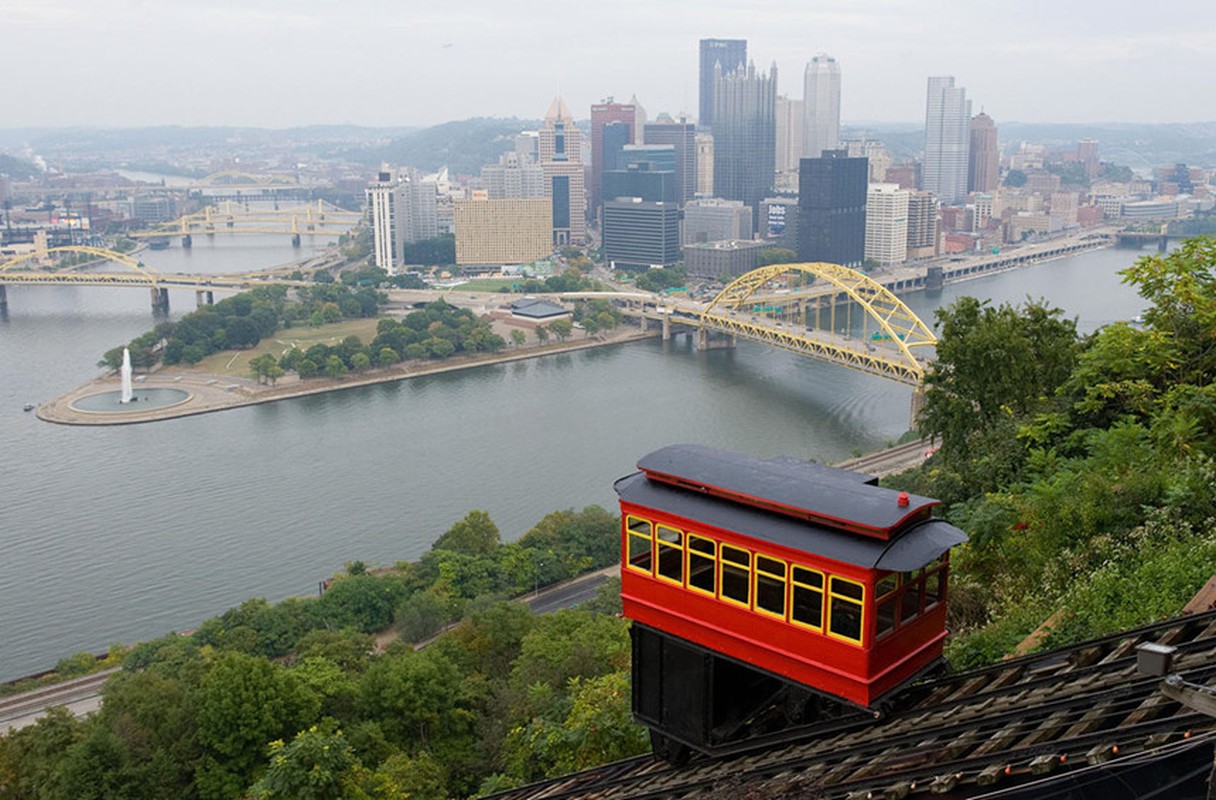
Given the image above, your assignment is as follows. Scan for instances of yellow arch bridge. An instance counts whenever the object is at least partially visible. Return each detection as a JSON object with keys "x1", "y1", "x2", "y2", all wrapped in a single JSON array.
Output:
[
  {"x1": 0, "y1": 246, "x2": 302, "y2": 312},
  {"x1": 645, "y1": 262, "x2": 937, "y2": 387}
]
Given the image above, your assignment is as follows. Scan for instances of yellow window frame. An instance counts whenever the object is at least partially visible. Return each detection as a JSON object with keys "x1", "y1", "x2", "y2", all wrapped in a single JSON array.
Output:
[
  {"x1": 790, "y1": 565, "x2": 825, "y2": 632},
  {"x1": 827, "y1": 576, "x2": 866, "y2": 646},
  {"x1": 655, "y1": 524, "x2": 685, "y2": 586},
  {"x1": 719, "y1": 544, "x2": 751, "y2": 608},
  {"x1": 754, "y1": 554, "x2": 788, "y2": 620},
  {"x1": 625, "y1": 515, "x2": 654, "y2": 574},
  {"x1": 686, "y1": 534, "x2": 717, "y2": 597}
]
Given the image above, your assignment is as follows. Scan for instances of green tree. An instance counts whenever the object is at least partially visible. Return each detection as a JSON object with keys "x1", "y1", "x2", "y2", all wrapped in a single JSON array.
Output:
[
  {"x1": 249, "y1": 353, "x2": 278, "y2": 385},
  {"x1": 318, "y1": 574, "x2": 405, "y2": 634},
  {"x1": 755, "y1": 247, "x2": 798, "y2": 267},
  {"x1": 917, "y1": 297, "x2": 1079, "y2": 492},
  {"x1": 510, "y1": 329, "x2": 526, "y2": 347},
  {"x1": 534, "y1": 325, "x2": 549, "y2": 344},
  {"x1": 432, "y1": 510, "x2": 500, "y2": 556},
  {"x1": 324, "y1": 355, "x2": 348, "y2": 380},
  {"x1": 248, "y1": 725, "x2": 368, "y2": 800},
  {"x1": 356, "y1": 649, "x2": 467, "y2": 749},
  {"x1": 195, "y1": 652, "x2": 321, "y2": 800},
  {"x1": 1004, "y1": 168, "x2": 1028, "y2": 187},
  {"x1": 548, "y1": 318, "x2": 573, "y2": 342},
  {"x1": 376, "y1": 347, "x2": 400, "y2": 367}
]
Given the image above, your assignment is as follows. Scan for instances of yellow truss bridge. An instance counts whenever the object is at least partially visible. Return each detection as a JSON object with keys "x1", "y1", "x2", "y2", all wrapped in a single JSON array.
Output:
[
  {"x1": 0, "y1": 246, "x2": 301, "y2": 300},
  {"x1": 128, "y1": 200, "x2": 362, "y2": 239},
  {"x1": 685, "y1": 263, "x2": 937, "y2": 386}
]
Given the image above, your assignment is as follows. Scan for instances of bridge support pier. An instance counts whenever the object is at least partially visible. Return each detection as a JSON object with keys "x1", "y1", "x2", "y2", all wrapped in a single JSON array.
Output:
[
  {"x1": 0, "y1": 284, "x2": 7, "y2": 311},
  {"x1": 694, "y1": 329, "x2": 736, "y2": 351},
  {"x1": 1158, "y1": 235, "x2": 1168, "y2": 253},
  {"x1": 291, "y1": 234, "x2": 301, "y2": 247},
  {"x1": 182, "y1": 234, "x2": 192, "y2": 248},
  {"x1": 151, "y1": 287, "x2": 170, "y2": 314},
  {"x1": 661, "y1": 313, "x2": 670, "y2": 341},
  {"x1": 909, "y1": 386, "x2": 927, "y2": 430},
  {"x1": 195, "y1": 290, "x2": 214, "y2": 307},
  {"x1": 925, "y1": 265, "x2": 944, "y2": 292}
]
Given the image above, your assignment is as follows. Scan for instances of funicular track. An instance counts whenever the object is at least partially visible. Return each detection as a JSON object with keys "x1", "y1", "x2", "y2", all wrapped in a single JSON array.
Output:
[{"x1": 490, "y1": 610, "x2": 1216, "y2": 799}]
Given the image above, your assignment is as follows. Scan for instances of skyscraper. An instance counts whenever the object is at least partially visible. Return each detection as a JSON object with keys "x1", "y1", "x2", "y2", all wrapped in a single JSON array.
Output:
[
  {"x1": 923, "y1": 77, "x2": 971, "y2": 205},
  {"x1": 865, "y1": 183, "x2": 909, "y2": 266},
  {"x1": 366, "y1": 167, "x2": 438, "y2": 273},
  {"x1": 968, "y1": 112, "x2": 999, "y2": 194},
  {"x1": 698, "y1": 38, "x2": 747, "y2": 129},
  {"x1": 802, "y1": 53, "x2": 841, "y2": 159},
  {"x1": 775, "y1": 95, "x2": 804, "y2": 189},
  {"x1": 539, "y1": 97, "x2": 586, "y2": 247},
  {"x1": 712, "y1": 60, "x2": 777, "y2": 234},
  {"x1": 590, "y1": 99, "x2": 637, "y2": 217},
  {"x1": 602, "y1": 198, "x2": 681, "y2": 270},
  {"x1": 644, "y1": 116, "x2": 697, "y2": 205},
  {"x1": 797, "y1": 150, "x2": 867, "y2": 268}
]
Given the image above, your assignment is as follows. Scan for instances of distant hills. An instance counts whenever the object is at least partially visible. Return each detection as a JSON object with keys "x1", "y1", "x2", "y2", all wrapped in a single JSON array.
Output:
[
  {"x1": 848, "y1": 121, "x2": 1216, "y2": 168},
  {"x1": 1, "y1": 119, "x2": 1213, "y2": 180}
]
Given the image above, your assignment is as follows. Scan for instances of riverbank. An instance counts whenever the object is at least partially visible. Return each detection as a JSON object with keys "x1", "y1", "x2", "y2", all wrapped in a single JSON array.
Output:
[{"x1": 36, "y1": 328, "x2": 660, "y2": 426}]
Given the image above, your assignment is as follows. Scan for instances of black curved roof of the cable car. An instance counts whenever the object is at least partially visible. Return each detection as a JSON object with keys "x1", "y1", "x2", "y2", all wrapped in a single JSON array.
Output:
[{"x1": 615, "y1": 445, "x2": 968, "y2": 571}]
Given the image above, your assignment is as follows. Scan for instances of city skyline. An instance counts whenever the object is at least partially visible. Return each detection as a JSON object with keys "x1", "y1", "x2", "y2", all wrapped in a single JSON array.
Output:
[{"x1": 2, "y1": 1, "x2": 1215, "y2": 129}]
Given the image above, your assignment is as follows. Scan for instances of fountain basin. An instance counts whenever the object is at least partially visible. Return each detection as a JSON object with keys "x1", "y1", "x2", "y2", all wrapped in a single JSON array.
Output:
[{"x1": 71, "y1": 388, "x2": 191, "y2": 414}]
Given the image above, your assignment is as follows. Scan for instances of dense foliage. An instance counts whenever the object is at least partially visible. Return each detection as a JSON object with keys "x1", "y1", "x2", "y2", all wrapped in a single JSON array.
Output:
[
  {"x1": 899, "y1": 237, "x2": 1216, "y2": 667},
  {"x1": 403, "y1": 235, "x2": 456, "y2": 267},
  {"x1": 99, "y1": 285, "x2": 384, "y2": 370},
  {"x1": 281, "y1": 299, "x2": 507, "y2": 374},
  {"x1": 0, "y1": 507, "x2": 639, "y2": 799},
  {"x1": 631, "y1": 266, "x2": 686, "y2": 293}
]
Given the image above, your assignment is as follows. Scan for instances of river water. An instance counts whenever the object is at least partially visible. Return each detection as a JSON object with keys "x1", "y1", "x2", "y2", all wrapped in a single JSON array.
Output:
[{"x1": 0, "y1": 238, "x2": 1151, "y2": 680}]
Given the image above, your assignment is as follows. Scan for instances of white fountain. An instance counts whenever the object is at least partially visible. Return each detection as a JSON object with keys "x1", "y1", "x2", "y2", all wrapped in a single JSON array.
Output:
[{"x1": 120, "y1": 348, "x2": 134, "y2": 404}]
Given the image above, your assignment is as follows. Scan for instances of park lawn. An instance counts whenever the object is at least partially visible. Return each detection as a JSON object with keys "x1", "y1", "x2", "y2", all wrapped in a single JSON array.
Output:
[
  {"x1": 453, "y1": 278, "x2": 519, "y2": 292},
  {"x1": 183, "y1": 318, "x2": 382, "y2": 378}
]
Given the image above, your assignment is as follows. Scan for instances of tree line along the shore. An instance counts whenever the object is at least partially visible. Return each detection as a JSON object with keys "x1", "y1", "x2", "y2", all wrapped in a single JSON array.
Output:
[{"x1": 98, "y1": 267, "x2": 626, "y2": 386}]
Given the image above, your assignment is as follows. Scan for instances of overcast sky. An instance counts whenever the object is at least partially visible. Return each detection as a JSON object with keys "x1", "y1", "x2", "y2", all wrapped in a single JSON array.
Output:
[{"x1": 3, "y1": 0, "x2": 1214, "y2": 129}]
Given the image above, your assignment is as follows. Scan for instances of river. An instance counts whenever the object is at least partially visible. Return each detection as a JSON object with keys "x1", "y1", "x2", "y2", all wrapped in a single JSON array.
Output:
[{"x1": 0, "y1": 238, "x2": 1151, "y2": 681}]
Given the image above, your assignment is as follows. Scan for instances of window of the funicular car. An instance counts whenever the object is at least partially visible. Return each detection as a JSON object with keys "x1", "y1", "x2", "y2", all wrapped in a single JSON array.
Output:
[
  {"x1": 656, "y1": 525, "x2": 684, "y2": 584},
  {"x1": 687, "y1": 534, "x2": 716, "y2": 595},
  {"x1": 625, "y1": 516, "x2": 653, "y2": 573},
  {"x1": 828, "y1": 576, "x2": 865, "y2": 644},
  {"x1": 790, "y1": 566, "x2": 824, "y2": 631},
  {"x1": 720, "y1": 544, "x2": 751, "y2": 607},
  {"x1": 873, "y1": 553, "x2": 949, "y2": 640},
  {"x1": 755, "y1": 554, "x2": 788, "y2": 620}
]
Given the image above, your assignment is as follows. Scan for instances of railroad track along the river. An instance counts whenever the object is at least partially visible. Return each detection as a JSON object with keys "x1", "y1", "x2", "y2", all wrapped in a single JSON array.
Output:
[
  {"x1": 489, "y1": 610, "x2": 1216, "y2": 799},
  {"x1": 0, "y1": 668, "x2": 119, "y2": 729}
]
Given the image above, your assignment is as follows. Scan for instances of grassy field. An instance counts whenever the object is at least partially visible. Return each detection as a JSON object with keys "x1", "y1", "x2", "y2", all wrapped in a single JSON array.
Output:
[
  {"x1": 182, "y1": 318, "x2": 382, "y2": 378},
  {"x1": 450, "y1": 278, "x2": 519, "y2": 293}
]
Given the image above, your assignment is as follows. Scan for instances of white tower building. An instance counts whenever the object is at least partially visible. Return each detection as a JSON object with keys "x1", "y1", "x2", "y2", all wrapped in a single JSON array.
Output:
[
  {"x1": 802, "y1": 54, "x2": 841, "y2": 160},
  {"x1": 923, "y1": 76, "x2": 971, "y2": 205}
]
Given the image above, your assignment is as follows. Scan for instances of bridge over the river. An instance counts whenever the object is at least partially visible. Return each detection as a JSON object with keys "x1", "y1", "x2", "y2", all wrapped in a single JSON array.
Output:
[
  {"x1": 617, "y1": 262, "x2": 937, "y2": 385},
  {"x1": 128, "y1": 199, "x2": 361, "y2": 246},
  {"x1": 0, "y1": 246, "x2": 304, "y2": 312}
]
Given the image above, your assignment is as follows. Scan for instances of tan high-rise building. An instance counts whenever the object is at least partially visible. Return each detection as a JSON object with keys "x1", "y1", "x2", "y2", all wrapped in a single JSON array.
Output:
[
  {"x1": 906, "y1": 191, "x2": 939, "y2": 259},
  {"x1": 695, "y1": 133, "x2": 714, "y2": 196},
  {"x1": 968, "y1": 113, "x2": 999, "y2": 194},
  {"x1": 538, "y1": 96, "x2": 586, "y2": 246},
  {"x1": 454, "y1": 197, "x2": 553, "y2": 266}
]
